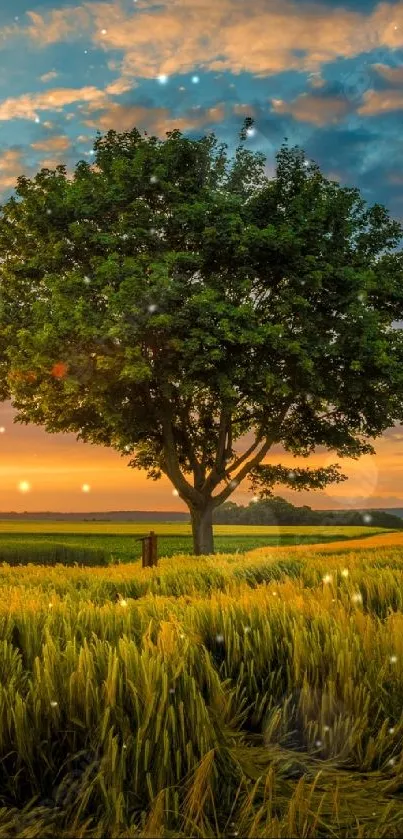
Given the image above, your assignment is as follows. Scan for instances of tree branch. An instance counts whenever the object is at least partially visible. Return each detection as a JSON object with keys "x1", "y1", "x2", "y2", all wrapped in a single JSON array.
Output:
[
  {"x1": 200, "y1": 408, "x2": 231, "y2": 494},
  {"x1": 177, "y1": 396, "x2": 205, "y2": 489},
  {"x1": 160, "y1": 408, "x2": 204, "y2": 506},
  {"x1": 226, "y1": 417, "x2": 232, "y2": 458},
  {"x1": 216, "y1": 409, "x2": 230, "y2": 469},
  {"x1": 210, "y1": 400, "x2": 293, "y2": 508},
  {"x1": 223, "y1": 407, "x2": 273, "y2": 477},
  {"x1": 224, "y1": 435, "x2": 262, "y2": 478}
]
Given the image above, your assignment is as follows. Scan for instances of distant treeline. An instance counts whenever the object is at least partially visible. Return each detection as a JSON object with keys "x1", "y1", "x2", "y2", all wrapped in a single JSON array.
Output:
[{"x1": 212, "y1": 496, "x2": 403, "y2": 529}]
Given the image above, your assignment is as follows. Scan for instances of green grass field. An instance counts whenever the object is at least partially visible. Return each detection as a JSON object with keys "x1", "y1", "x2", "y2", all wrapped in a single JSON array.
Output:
[
  {"x1": 1, "y1": 524, "x2": 403, "y2": 838},
  {"x1": 0, "y1": 522, "x2": 391, "y2": 566}
]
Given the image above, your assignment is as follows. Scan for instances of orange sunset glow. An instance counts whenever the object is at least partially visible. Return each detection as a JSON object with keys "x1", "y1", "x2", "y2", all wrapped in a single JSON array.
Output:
[{"x1": 1, "y1": 399, "x2": 403, "y2": 513}]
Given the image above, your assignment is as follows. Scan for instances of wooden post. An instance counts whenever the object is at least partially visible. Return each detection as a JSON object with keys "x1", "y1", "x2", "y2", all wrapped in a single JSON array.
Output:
[
  {"x1": 143, "y1": 536, "x2": 150, "y2": 568},
  {"x1": 150, "y1": 530, "x2": 158, "y2": 567},
  {"x1": 137, "y1": 532, "x2": 158, "y2": 568}
]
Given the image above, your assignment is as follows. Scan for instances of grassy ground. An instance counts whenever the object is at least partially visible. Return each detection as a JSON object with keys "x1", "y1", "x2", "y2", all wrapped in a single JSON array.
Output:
[
  {"x1": 0, "y1": 522, "x2": 391, "y2": 565},
  {"x1": 1, "y1": 527, "x2": 403, "y2": 837}
]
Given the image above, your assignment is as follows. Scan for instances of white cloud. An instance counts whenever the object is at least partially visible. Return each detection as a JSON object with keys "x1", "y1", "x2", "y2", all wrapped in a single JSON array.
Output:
[{"x1": 40, "y1": 70, "x2": 59, "y2": 83}]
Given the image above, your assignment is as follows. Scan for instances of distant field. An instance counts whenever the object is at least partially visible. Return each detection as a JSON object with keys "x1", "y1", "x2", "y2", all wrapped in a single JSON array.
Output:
[
  {"x1": 1, "y1": 529, "x2": 403, "y2": 837},
  {"x1": 0, "y1": 522, "x2": 393, "y2": 565},
  {"x1": 0, "y1": 521, "x2": 392, "y2": 535}
]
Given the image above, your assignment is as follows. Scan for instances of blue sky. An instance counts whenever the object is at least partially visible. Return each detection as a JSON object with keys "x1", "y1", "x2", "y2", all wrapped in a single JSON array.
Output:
[
  {"x1": 0, "y1": 0, "x2": 403, "y2": 512},
  {"x1": 0, "y1": 0, "x2": 402, "y2": 217}
]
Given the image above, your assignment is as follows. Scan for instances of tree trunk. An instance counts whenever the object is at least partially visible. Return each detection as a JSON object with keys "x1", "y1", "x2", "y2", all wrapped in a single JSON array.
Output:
[{"x1": 189, "y1": 504, "x2": 215, "y2": 555}]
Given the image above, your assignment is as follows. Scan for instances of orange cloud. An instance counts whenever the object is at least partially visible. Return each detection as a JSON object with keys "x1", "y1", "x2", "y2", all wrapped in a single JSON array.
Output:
[
  {"x1": 358, "y1": 88, "x2": 403, "y2": 115},
  {"x1": 0, "y1": 86, "x2": 108, "y2": 121},
  {"x1": 371, "y1": 63, "x2": 403, "y2": 85},
  {"x1": 36, "y1": 158, "x2": 63, "y2": 172},
  {"x1": 83, "y1": 102, "x2": 226, "y2": 134},
  {"x1": 15, "y1": 0, "x2": 403, "y2": 80},
  {"x1": 26, "y1": 6, "x2": 92, "y2": 44},
  {"x1": 0, "y1": 149, "x2": 28, "y2": 190},
  {"x1": 271, "y1": 93, "x2": 351, "y2": 125},
  {"x1": 105, "y1": 77, "x2": 137, "y2": 95},
  {"x1": 0, "y1": 147, "x2": 68, "y2": 194},
  {"x1": 31, "y1": 135, "x2": 71, "y2": 151}
]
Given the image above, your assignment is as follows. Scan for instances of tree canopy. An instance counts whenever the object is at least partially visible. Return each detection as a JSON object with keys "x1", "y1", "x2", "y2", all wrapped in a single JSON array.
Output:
[{"x1": 0, "y1": 117, "x2": 403, "y2": 554}]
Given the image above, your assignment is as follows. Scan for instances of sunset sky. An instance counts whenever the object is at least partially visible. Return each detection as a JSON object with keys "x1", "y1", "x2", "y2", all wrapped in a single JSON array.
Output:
[{"x1": 0, "y1": 0, "x2": 403, "y2": 512}]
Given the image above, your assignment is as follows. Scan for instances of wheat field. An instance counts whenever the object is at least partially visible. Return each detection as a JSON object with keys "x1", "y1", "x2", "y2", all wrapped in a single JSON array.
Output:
[{"x1": 1, "y1": 527, "x2": 403, "y2": 837}]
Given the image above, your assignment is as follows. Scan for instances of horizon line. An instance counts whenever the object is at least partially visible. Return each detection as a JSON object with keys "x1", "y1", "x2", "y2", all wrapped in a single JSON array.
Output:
[{"x1": 0, "y1": 507, "x2": 401, "y2": 515}]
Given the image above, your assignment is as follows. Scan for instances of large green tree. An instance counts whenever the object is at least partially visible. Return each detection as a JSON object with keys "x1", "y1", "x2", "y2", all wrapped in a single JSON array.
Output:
[{"x1": 0, "y1": 118, "x2": 403, "y2": 555}]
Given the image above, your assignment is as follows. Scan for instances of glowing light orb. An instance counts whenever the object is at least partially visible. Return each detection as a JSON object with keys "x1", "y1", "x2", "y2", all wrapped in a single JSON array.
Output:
[
  {"x1": 157, "y1": 74, "x2": 168, "y2": 84},
  {"x1": 323, "y1": 574, "x2": 333, "y2": 584},
  {"x1": 191, "y1": 75, "x2": 200, "y2": 83},
  {"x1": 246, "y1": 127, "x2": 256, "y2": 137},
  {"x1": 172, "y1": 489, "x2": 179, "y2": 496},
  {"x1": 81, "y1": 484, "x2": 91, "y2": 493},
  {"x1": 101, "y1": 28, "x2": 107, "y2": 34},
  {"x1": 341, "y1": 568, "x2": 349, "y2": 577},
  {"x1": 0, "y1": 427, "x2": 5, "y2": 433},
  {"x1": 18, "y1": 481, "x2": 31, "y2": 493}
]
